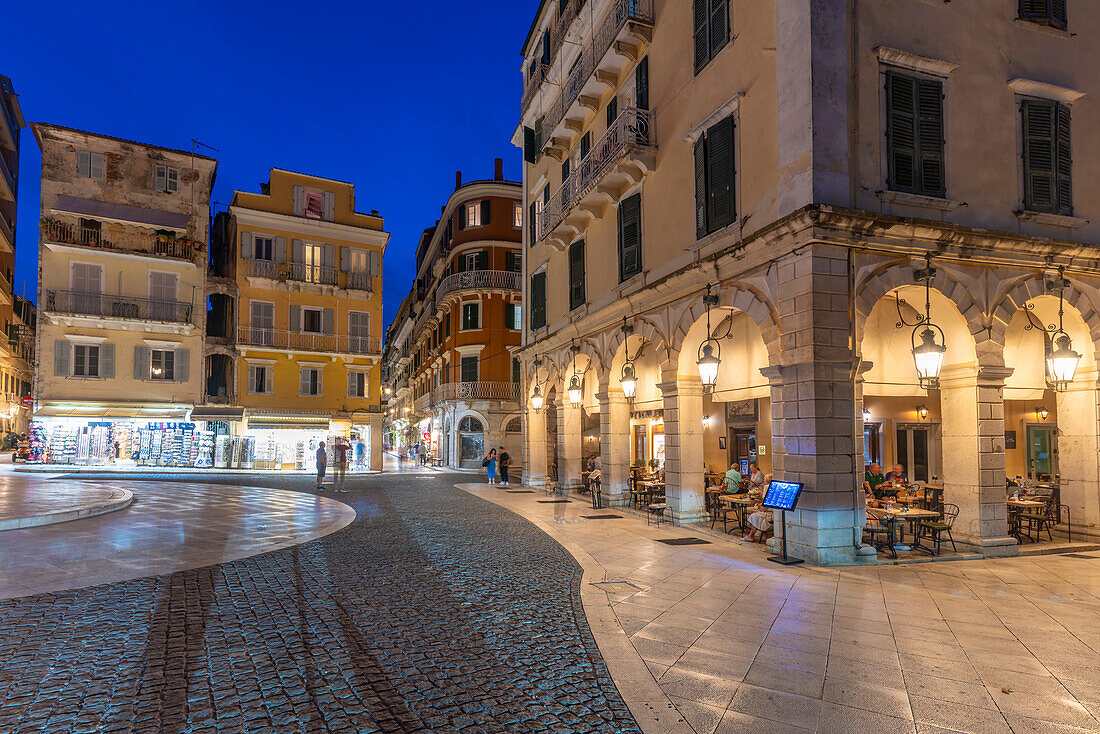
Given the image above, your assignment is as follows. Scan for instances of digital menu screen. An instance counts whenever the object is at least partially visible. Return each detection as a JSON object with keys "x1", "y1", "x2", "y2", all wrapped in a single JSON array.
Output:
[{"x1": 762, "y1": 480, "x2": 804, "y2": 511}]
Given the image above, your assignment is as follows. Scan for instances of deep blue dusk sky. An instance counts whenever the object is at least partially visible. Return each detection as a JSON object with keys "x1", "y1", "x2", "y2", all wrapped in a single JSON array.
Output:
[{"x1": 4, "y1": 1, "x2": 535, "y2": 329}]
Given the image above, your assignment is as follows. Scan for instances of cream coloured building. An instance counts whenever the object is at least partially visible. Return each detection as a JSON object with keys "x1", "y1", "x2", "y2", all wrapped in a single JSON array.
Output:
[{"x1": 517, "y1": 0, "x2": 1100, "y2": 563}]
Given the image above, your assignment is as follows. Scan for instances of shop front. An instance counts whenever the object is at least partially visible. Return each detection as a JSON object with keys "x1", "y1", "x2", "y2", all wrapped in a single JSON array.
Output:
[{"x1": 242, "y1": 412, "x2": 371, "y2": 472}]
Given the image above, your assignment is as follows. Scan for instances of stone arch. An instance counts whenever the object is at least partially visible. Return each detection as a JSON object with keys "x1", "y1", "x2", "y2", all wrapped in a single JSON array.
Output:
[
  {"x1": 990, "y1": 273, "x2": 1100, "y2": 359},
  {"x1": 455, "y1": 409, "x2": 489, "y2": 434},
  {"x1": 499, "y1": 413, "x2": 524, "y2": 434},
  {"x1": 667, "y1": 284, "x2": 781, "y2": 368},
  {"x1": 605, "y1": 316, "x2": 672, "y2": 371}
]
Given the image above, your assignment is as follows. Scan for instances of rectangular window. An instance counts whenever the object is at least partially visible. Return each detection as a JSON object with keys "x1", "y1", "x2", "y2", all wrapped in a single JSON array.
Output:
[
  {"x1": 617, "y1": 194, "x2": 643, "y2": 282},
  {"x1": 348, "y1": 249, "x2": 368, "y2": 272},
  {"x1": 250, "y1": 301, "x2": 275, "y2": 345},
  {"x1": 580, "y1": 132, "x2": 591, "y2": 161},
  {"x1": 302, "y1": 243, "x2": 323, "y2": 283},
  {"x1": 505, "y1": 251, "x2": 522, "y2": 272},
  {"x1": 461, "y1": 302, "x2": 480, "y2": 330},
  {"x1": 77, "y1": 150, "x2": 106, "y2": 180},
  {"x1": 513, "y1": 202, "x2": 523, "y2": 227},
  {"x1": 562, "y1": 158, "x2": 571, "y2": 182},
  {"x1": 506, "y1": 302, "x2": 522, "y2": 330},
  {"x1": 248, "y1": 364, "x2": 273, "y2": 394},
  {"x1": 512, "y1": 357, "x2": 521, "y2": 383},
  {"x1": 347, "y1": 370, "x2": 367, "y2": 398},
  {"x1": 300, "y1": 367, "x2": 322, "y2": 396},
  {"x1": 465, "y1": 252, "x2": 481, "y2": 271},
  {"x1": 460, "y1": 356, "x2": 479, "y2": 382},
  {"x1": 1022, "y1": 99, "x2": 1072, "y2": 216},
  {"x1": 72, "y1": 344, "x2": 100, "y2": 378},
  {"x1": 886, "y1": 71, "x2": 945, "y2": 198},
  {"x1": 694, "y1": 116, "x2": 737, "y2": 238},
  {"x1": 568, "y1": 240, "x2": 586, "y2": 310},
  {"x1": 150, "y1": 349, "x2": 175, "y2": 380},
  {"x1": 465, "y1": 203, "x2": 482, "y2": 228},
  {"x1": 349, "y1": 310, "x2": 370, "y2": 352},
  {"x1": 530, "y1": 271, "x2": 547, "y2": 330},
  {"x1": 1019, "y1": 0, "x2": 1067, "y2": 30},
  {"x1": 154, "y1": 164, "x2": 180, "y2": 193},
  {"x1": 607, "y1": 97, "x2": 618, "y2": 128},
  {"x1": 302, "y1": 306, "x2": 323, "y2": 334},
  {"x1": 694, "y1": 0, "x2": 729, "y2": 73},
  {"x1": 253, "y1": 236, "x2": 274, "y2": 261},
  {"x1": 304, "y1": 191, "x2": 324, "y2": 219}
]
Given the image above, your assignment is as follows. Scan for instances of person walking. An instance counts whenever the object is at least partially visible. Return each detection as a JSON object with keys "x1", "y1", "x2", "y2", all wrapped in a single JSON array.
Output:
[
  {"x1": 484, "y1": 448, "x2": 497, "y2": 485},
  {"x1": 333, "y1": 438, "x2": 349, "y2": 492},
  {"x1": 498, "y1": 446, "x2": 511, "y2": 486},
  {"x1": 315, "y1": 441, "x2": 328, "y2": 491}
]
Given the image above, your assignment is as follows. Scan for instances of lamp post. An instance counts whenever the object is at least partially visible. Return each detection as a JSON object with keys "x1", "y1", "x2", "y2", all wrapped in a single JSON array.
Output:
[
  {"x1": 530, "y1": 356, "x2": 548, "y2": 413},
  {"x1": 1024, "y1": 266, "x2": 1081, "y2": 393},
  {"x1": 896, "y1": 255, "x2": 947, "y2": 391}
]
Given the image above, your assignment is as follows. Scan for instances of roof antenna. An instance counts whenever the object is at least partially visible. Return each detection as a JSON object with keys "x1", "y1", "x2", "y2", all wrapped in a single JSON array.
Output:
[{"x1": 190, "y1": 138, "x2": 219, "y2": 220}]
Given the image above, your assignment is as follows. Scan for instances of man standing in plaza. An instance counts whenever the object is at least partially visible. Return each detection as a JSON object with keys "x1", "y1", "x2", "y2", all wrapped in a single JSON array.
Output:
[
  {"x1": 334, "y1": 438, "x2": 349, "y2": 492},
  {"x1": 498, "y1": 446, "x2": 511, "y2": 486},
  {"x1": 315, "y1": 441, "x2": 328, "y2": 491}
]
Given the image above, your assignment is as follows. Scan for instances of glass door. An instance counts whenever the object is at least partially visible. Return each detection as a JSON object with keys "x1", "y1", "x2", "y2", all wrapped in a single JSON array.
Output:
[
  {"x1": 1026, "y1": 425, "x2": 1057, "y2": 482},
  {"x1": 896, "y1": 424, "x2": 939, "y2": 483},
  {"x1": 303, "y1": 243, "x2": 323, "y2": 283},
  {"x1": 250, "y1": 301, "x2": 274, "y2": 345}
]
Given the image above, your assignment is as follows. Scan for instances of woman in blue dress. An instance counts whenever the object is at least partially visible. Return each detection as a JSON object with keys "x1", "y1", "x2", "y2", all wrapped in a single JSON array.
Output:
[{"x1": 485, "y1": 448, "x2": 497, "y2": 485}]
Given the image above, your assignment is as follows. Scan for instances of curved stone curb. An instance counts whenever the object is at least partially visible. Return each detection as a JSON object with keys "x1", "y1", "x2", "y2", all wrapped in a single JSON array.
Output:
[
  {"x1": 454, "y1": 483, "x2": 695, "y2": 734},
  {"x1": 0, "y1": 487, "x2": 134, "y2": 531}
]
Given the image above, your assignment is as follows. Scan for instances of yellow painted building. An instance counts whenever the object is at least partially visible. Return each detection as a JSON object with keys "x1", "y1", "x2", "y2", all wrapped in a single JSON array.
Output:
[{"x1": 225, "y1": 169, "x2": 387, "y2": 471}]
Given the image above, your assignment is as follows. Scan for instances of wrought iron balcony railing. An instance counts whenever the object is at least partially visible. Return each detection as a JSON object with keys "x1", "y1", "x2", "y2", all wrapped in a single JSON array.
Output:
[
  {"x1": 236, "y1": 327, "x2": 381, "y2": 355},
  {"x1": 433, "y1": 381, "x2": 521, "y2": 402},
  {"x1": 540, "y1": 0, "x2": 654, "y2": 139},
  {"x1": 42, "y1": 219, "x2": 201, "y2": 261},
  {"x1": 46, "y1": 289, "x2": 193, "y2": 324},
  {"x1": 521, "y1": 0, "x2": 590, "y2": 115},
  {"x1": 247, "y1": 259, "x2": 373, "y2": 291},
  {"x1": 539, "y1": 107, "x2": 653, "y2": 240},
  {"x1": 0, "y1": 214, "x2": 12, "y2": 249},
  {"x1": 436, "y1": 270, "x2": 521, "y2": 301}
]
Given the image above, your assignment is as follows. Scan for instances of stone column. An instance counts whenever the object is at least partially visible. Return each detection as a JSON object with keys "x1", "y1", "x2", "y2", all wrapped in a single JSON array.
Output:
[
  {"x1": 369, "y1": 414, "x2": 383, "y2": 471},
  {"x1": 557, "y1": 398, "x2": 583, "y2": 489},
  {"x1": 524, "y1": 403, "x2": 549, "y2": 487},
  {"x1": 660, "y1": 372, "x2": 707, "y2": 524},
  {"x1": 939, "y1": 365, "x2": 1017, "y2": 556},
  {"x1": 598, "y1": 390, "x2": 631, "y2": 505},
  {"x1": 1055, "y1": 372, "x2": 1100, "y2": 539}
]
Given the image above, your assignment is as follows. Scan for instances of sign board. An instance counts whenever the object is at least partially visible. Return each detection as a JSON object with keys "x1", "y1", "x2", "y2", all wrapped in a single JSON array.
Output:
[
  {"x1": 21, "y1": 396, "x2": 32, "y2": 407},
  {"x1": 762, "y1": 480, "x2": 804, "y2": 511}
]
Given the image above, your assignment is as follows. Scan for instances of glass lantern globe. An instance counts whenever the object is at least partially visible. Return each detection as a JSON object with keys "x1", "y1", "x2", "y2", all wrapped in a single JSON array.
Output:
[
  {"x1": 1047, "y1": 333, "x2": 1080, "y2": 391},
  {"x1": 530, "y1": 384, "x2": 544, "y2": 412},
  {"x1": 620, "y1": 362, "x2": 637, "y2": 401},
  {"x1": 912, "y1": 326, "x2": 947, "y2": 389},
  {"x1": 568, "y1": 374, "x2": 583, "y2": 406},
  {"x1": 697, "y1": 340, "x2": 720, "y2": 393}
]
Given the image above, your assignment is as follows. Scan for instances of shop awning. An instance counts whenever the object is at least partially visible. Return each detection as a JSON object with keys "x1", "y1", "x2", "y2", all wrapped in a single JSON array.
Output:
[
  {"x1": 246, "y1": 410, "x2": 333, "y2": 431},
  {"x1": 34, "y1": 401, "x2": 191, "y2": 419},
  {"x1": 189, "y1": 407, "x2": 245, "y2": 422}
]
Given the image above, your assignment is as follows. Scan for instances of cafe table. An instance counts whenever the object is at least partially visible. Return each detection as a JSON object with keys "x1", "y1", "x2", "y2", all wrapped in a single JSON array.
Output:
[
  {"x1": 718, "y1": 494, "x2": 755, "y2": 534},
  {"x1": 867, "y1": 506, "x2": 941, "y2": 555},
  {"x1": 1007, "y1": 498, "x2": 1045, "y2": 541}
]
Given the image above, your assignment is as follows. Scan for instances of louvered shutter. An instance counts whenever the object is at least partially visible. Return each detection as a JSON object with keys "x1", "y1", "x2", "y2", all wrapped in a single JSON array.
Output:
[
  {"x1": 155, "y1": 165, "x2": 167, "y2": 191},
  {"x1": 694, "y1": 138, "x2": 707, "y2": 239},
  {"x1": 541, "y1": 29, "x2": 551, "y2": 64},
  {"x1": 916, "y1": 79, "x2": 945, "y2": 197},
  {"x1": 323, "y1": 243, "x2": 336, "y2": 269},
  {"x1": 1055, "y1": 103, "x2": 1072, "y2": 215},
  {"x1": 322, "y1": 308, "x2": 335, "y2": 335},
  {"x1": 458, "y1": 206, "x2": 466, "y2": 230},
  {"x1": 477, "y1": 251, "x2": 488, "y2": 270},
  {"x1": 290, "y1": 304, "x2": 300, "y2": 332},
  {"x1": 709, "y1": 0, "x2": 729, "y2": 57},
  {"x1": 166, "y1": 167, "x2": 179, "y2": 193},
  {"x1": 531, "y1": 272, "x2": 546, "y2": 330},
  {"x1": 569, "y1": 240, "x2": 586, "y2": 310},
  {"x1": 886, "y1": 72, "x2": 918, "y2": 193},
  {"x1": 562, "y1": 158, "x2": 571, "y2": 181},
  {"x1": 693, "y1": 0, "x2": 709, "y2": 71},
  {"x1": 617, "y1": 194, "x2": 642, "y2": 282},
  {"x1": 706, "y1": 117, "x2": 735, "y2": 231},
  {"x1": 292, "y1": 186, "x2": 305, "y2": 215},
  {"x1": 54, "y1": 340, "x2": 70, "y2": 376},
  {"x1": 248, "y1": 365, "x2": 257, "y2": 394},
  {"x1": 339, "y1": 246, "x2": 349, "y2": 271},
  {"x1": 291, "y1": 239, "x2": 303, "y2": 263},
  {"x1": 528, "y1": 202, "x2": 537, "y2": 243},
  {"x1": 482, "y1": 199, "x2": 491, "y2": 224},
  {"x1": 348, "y1": 370, "x2": 357, "y2": 398},
  {"x1": 635, "y1": 57, "x2": 649, "y2": 112},
  {"x1": 300, "y1": 369, "x2": 310, "y2": 395},
  {"x1": 1023, "y1": 100, "x2": 1057, "y2": 213},
  {"x1": 77, "y1": 151, "x2": 91, "y2": 178},
  {"x1": 241, "y1": 232, "x2": 253, "y2": 259},
  {"x1": 534, "y1": 117, "x2": 543, "y2": 152},
  {"x1": 322, "y1": 191, "x2": 335, "y2": 220},
  {"x1": 607, "y1": 98, "x2": 618, "y2": 128},
  {"x1": 100, "y1": 344, "x2": 114, "y2": 379},
  {"x1": 370, "y1": 250, "x2": 381, "y2": 277},
  {"x1": 524, "y1": 127, "x2": 536, "y2": 164},
  {"x1": 316, "y1": 369, "x2": 323, "y2": 396},
  {"x1": 1051, "y1": 0, "x2": 1068, "y2": 29},
  {"x1": 133, "y1": 346, "x2": 150, "y2": 380},
  {"x1": 90, "y1": 153, "x2": 105, "y2": 180},
  {"x1": 175, "y1": 349, "x2": 189, "y2": 382},
  {"x1": 580, "y1": 132, "x2": 591, "y2": 160},
  {"x1": 275, "y1": 237, "x2": 286, "y2": 263}
]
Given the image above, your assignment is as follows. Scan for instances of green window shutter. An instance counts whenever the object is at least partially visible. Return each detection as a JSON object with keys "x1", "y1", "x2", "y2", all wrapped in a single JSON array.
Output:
[
  {"x1": 606, "y1": 98, "x2": 618, "y2": 128},
  {"x1": 476, "y1": 250, "x2": 488, "y2": 270},
  {"x1": 693, "y1": 0, "x2": 710, "y2": 72},
  {"x1": 634, "y1": 57, "x2": 649, "y2": 112},
  {"x1": 534, "y1": 117, "x2": 544, "y2": 154},
  {"x1": 1023, "y1": 100, "x2": 1057, "y2": 213},
  {"x1": 528, "y1": 201, "x2": 537, "y2": 244},
  {"x1": 709, "y1": 0, "x2": 729, "y2": 58},
  {"x1": 1052, "y1": 0, "x2": 1068, "y2": 28},
  {"x1": 694, "y1": 137, "x2": 708, "y2": 239},
  {"x1": 524, "y1": 127, "x2": 537, "y2": 164},
  {"x1": 580, "y1": 132, "x2": 591, "y2": 160},
  {"x1": 530, "y1": 272, "x2": 547, "y2": 330},
  {"x1": 569, "y1": 240, "x2": 586, "y2": 310},
  {"x1": 916, "y1": 79, "x2": 945, "y2": 197},
  {"x1": 617, "y1": 194, "x2": 643, "y2": 282},
  {"x1": 705, "y1": 116, "x2": 735, "y2": 231},
  {"x1": 886, "y1": 72, "x2": 918, "y2": 193},
  {"x1": 562, "y1": 158, "x2": 571, "y2": 181},
  {"x1": 1055, "y1": 102, "x2": 1072, "y2": 215}
]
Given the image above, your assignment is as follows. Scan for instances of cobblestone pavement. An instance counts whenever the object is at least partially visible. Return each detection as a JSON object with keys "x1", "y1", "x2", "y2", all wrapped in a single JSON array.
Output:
[{"x1": 0, "y1": 472, "x2": 643, "y2": 733}]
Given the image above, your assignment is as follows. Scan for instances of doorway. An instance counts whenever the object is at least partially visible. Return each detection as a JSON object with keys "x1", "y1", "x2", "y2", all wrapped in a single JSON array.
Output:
[
  {"x1": 896, "y1": 423, "x2": 940, "y2": 483},
  {"x1": 728, "y1": 428, "x2": 756, "y2": 474},
  {"x1": 458, "y1": 415, "x2": 484, "y2": 469},
  {"x1": 1026, "y1": 425, "x2": 1057, "y2": 482},
  {"x1": 864, "y1": 423, "x2": 882, "y2": 466}
]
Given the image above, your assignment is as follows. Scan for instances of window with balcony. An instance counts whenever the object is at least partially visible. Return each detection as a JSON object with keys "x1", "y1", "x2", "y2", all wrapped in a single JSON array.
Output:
[
  {"x1": 460, "y1": 356, "x2": 479, "y2": 382},
  {"x1": 250, "y1": 301, "x2": 274, "y2": 345},
  {"x1": 150, "y1": 349, "x2": 175, "y2": 380},
  {"x1": 300, "y1": 367, "x2": 323, "y2": 396},
  {"x1": 461, "y1": 302, "x2": 480, "y2": 331},
  {"x1": 569, "y1": 240, "x2": 586, "y2": 310},
  {"x1": 617, "y1": 194, "x2": 643, "y2": 282},
  {"x1": 694, "y1": 0, "x2": 729, "y2": 74},
  {"x1": 1019, "y1": 0, "x2": 1067, "y2": 29},
  {"x1": 886, "y1": 71, "x2": 945, "y2": 199},
  {"x1": 253, "y1": 236, "x2": 275, "y2": 261},
  {"x1": 513, "y1": 202, "x2": 523, "y2": 228},
  {"x1": 607, "y1": 97, "x2": 618, "y2": 128},
  {"x1": 694, "y1": 116, "x2": 737, "y2": 238},
  {"x1": 348, "y1": 370, "x2": 367, "y2": 398},
  {"x1": 155, "y1": 164, "x2": 180, "y2": 193},
  {"x1": 1022, "y1": 99, "x2": 1073, "y2": 215},
  {"x1": 77, "y1": 150, "x2": 105, "y2": 180},
  {"x1": 248, "y1": 364, "x2": 273, "y2": 394},
  {"x1": 349, "y1": 310, "x2": 371, "y2": 351},
  {"x1": 305, "y1": 191, "x2": 324, "y2": 219}
]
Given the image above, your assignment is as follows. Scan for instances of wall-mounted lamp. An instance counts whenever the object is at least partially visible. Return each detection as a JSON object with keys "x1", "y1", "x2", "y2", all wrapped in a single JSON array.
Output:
[
  {"x1": 862, "y1": 408, "x2": 871, "y2": 422},
  {"x1": 702, "y1": 416, "x2": 711, "y2": 428},
  {"x1": 1036, "y1": 406, "x2": 1049, "y2": 421},
  {"x1": 916, "y1": 404, "x2": 929, "y2": 420}
]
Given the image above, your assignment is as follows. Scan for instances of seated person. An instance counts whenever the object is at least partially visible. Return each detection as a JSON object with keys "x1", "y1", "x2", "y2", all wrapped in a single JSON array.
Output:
[
  {"x1": 884, "y1": 463, "x2": 908, "y2": 486},
  {"x1": 863, "y1": 462, "x2": 889, "y2": 500},
  {"x1": 724, "y1": 464, "x2": 745, "y2": 494},
  {"x1": 742, "y1": 508, "x2": 773, "y2": 543},
  {"x1": 747, "y1": 462, "x2": 766, "y2": 490}
]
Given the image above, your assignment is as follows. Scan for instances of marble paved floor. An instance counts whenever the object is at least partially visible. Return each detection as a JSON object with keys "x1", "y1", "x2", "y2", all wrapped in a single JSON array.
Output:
[
  {"x1": 0, "y1": 476, "x2": 355, "y2": 598},
  {"x1": 0, "y1": 476, "x2": 132, "y2": 528},
  {"x1": 461, "y1": 483, "x2": 1100, "y2": 734}
]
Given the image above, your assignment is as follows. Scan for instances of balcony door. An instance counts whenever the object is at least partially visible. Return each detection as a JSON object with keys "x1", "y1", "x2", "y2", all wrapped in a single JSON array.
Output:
[
  {"x1": 70, "y1": 262, "x2": 103, "y2": 315},
  {"x1": 349, "y1": 311, "x2": 370, "y2": 353},
  {"x1": 250, "y1": 301, "x2": 274, "y2": 346},
  {"x1": 149, "y1": 271, "x2": 178, "y2": 321},
  {"x1": 302, "y1": 243, "x2": 323, "y2": 283}
]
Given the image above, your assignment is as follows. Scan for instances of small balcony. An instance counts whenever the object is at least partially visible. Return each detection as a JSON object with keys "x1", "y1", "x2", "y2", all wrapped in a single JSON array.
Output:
[
  {"x1": 436, "y1": 270, "x2": 521, "y2": 301},
  {"x1": 6, "y1": 325, "x2": 33, "y2": 364},
  {"x1": 45, "y1": 289, "x2": 194, "y2": 324},
  {"x1": 521, "y1": 0, "x2": 591, "y2": 115},
  {"x1": 538, "y1": 106, "x2": 655, "y2": 247},
  {"x1": 41, "y1": 218, "x2": 202, "y2": 262},
  {"x1": 247, "y1": 259, "x2": 374, "y2": 292},
  {"x1": 0, "y1": 151, "x2": 14, "y2": 202},
  {"x1": 413, "y1": 393, "x2": 431, "y2": 414},
  {"x1": 236, "y1": 327, "x2": 381, "y2": 356},
  {"x1": 433, "y1": 381, "x2": 521, "y2": 403},
  {"x1": 0, "y1": 214, "x2": 12, "y2": 252},
  {"x1": 540, "y1": 0, "x2": 654, "y2": 148}
]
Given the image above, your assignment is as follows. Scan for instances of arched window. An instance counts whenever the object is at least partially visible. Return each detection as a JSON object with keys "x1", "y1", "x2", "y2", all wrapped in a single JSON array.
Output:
[
  {"x1": 505, "y1": 417, "x2": 522, "y2": 433},
  {"x1": 458, "y1": 416, "x2": 483, "y2": 433}
]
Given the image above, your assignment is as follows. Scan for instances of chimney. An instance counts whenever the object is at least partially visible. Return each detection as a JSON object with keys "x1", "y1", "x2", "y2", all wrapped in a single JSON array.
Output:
[
  {"x1": 455, "y1": 170, "x2": 462, "y2": 189},
  {"x1": 494, "y1": 158, "x2": 504, "y2": 181}
]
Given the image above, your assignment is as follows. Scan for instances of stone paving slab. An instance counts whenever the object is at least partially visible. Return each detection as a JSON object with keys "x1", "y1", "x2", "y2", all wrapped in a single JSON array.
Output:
[{"x1": 0, "y1": 478, "x2": 133, "y2": 530}]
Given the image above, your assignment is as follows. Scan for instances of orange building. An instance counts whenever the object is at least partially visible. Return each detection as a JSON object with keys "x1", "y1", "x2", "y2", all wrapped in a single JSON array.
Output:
[{"x1": 384, "y1": 160, "x2": 523, "y2": 469}]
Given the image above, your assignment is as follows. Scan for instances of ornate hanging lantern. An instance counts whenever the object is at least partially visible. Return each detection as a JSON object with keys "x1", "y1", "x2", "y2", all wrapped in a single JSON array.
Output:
[
  {"x1": 619, "y1": 319, "x2": 640, "y2": 403},
  {"x1": 896, "y1": 255, "x2": 947, "y2": 390},
  {"x1": 1025, "y1": 266, "x2": 1080, "y2": 393},
  {"x1": 697, "y1": 285, "x2": 722, "y2": 394}
]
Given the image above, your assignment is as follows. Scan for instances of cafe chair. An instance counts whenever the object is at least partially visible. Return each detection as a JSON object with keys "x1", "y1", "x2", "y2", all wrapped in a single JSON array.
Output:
[
  {"x1": 919, "y1": 503, "x2": 958, "y2": 554},
  {"x1": 1021, "y1": 497, "x2": 1056, "y2": 543},
  {"x1": 711, "y1": 503, "x2": 737, "y2": 534},
  {"x1": 864, "y1": 516, "x2": 896, "y2": 559},
  {"x1": 647, "y1": 502, "x2": 668, "y2": 527}
]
